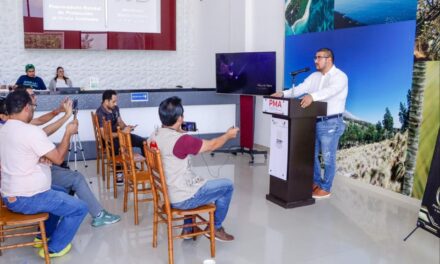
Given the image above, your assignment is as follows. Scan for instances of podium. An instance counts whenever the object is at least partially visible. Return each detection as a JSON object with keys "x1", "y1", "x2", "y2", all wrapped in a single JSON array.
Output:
[{"x1": 263, "y1": 96, "x2": 326, "y2": 208}]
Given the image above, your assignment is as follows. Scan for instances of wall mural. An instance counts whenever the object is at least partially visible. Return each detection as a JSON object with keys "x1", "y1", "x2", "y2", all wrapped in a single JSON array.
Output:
[{"x1": 284, "y1": 0, "x2": 439, "y2": 198}]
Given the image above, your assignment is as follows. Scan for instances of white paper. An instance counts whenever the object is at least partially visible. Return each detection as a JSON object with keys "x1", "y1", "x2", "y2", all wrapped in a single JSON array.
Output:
[{"x1": 269, "y1": 117, "x2": 289, "y2": 180}]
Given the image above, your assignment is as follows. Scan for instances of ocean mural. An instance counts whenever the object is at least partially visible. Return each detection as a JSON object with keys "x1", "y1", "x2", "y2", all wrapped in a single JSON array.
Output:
[
  {"x1": 335, "y1": 0, "x2": 418, "y2": 29},
  {"x1": 285, "y1": 0, "x2": 334, "y2": 36}
]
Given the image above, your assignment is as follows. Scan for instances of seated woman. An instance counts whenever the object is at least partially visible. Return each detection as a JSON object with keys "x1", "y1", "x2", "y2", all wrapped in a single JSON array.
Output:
[
  {"x1": 15, "y1": 64, "x2": 47, "y2": 90},
  {"x1": 48, "y1": 67, "x2": 73, "y2": 92}
]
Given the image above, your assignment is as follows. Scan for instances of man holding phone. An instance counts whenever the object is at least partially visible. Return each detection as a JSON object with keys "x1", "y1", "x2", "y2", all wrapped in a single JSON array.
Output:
[
  {"x1": 12, "y1": 86, "x2": 121, "y2": 227},
  {"x1": 96, "y1": 89, "x2": 145, "y2": 154}
]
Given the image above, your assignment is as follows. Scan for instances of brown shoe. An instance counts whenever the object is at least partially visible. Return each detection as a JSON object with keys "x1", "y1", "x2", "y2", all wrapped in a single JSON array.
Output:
[
  {"x1": 312, "y1": 183, "x2": 319, "y2": 191},
  {"x1": 205, "y1": 226, "x2": 234, "y2": 242},
  {"x1": 312, "y1": 188, "x2": 331, "y2": 199}
]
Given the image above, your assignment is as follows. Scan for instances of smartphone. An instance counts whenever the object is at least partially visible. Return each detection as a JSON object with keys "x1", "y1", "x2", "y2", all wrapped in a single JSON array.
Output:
[
  {"x1": 72, "y1": 99, "x2": 78, "y2": 110},
  {"x1": 181, "y1": 121, "x2": 197, "y2": 132}
]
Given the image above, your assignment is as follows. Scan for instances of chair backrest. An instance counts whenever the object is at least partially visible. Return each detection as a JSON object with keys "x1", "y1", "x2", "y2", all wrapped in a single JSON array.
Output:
[
  {"x1": 91, "y1": 112, "x2": 105, "y2": 151},
  {"x1": 144, "y1": 143, "x2": 172, "y2": 216},
  {"x1": 91, "y1": 112, "x2": 102, "y2": 143},
  {"x1": 117, "y1": 128, "x2": 136, "y2": 181},
  {"x1": 102, "y1": 119, "x2": 118, "y2": 161}
]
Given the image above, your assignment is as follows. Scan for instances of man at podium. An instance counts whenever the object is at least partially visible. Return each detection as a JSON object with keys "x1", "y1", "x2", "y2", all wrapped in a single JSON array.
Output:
[{"x1": 272, "y1": 48, "x2": 348, "y2": 199}]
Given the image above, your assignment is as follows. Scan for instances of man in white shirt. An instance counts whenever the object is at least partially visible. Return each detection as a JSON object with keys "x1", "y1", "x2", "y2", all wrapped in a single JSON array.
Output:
[
  {"x1": 272, "y1": 48, "x2": 348, "y2": 199},
  {"x1": 0, "y1": 90, "x2": 87, "y2": 258},
  {"x1": 15, "y1": 86, "x2": 121, "y2": 227}
]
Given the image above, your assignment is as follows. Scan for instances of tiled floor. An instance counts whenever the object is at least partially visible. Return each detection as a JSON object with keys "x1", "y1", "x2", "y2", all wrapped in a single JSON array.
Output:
[{"x1": 1, "y1": 153, "x2": 439, "y2": 264}]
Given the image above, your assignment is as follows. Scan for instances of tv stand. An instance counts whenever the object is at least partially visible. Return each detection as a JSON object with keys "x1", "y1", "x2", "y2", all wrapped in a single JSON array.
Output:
[{"x1": 210, "y1": 95, "x2": 267, "y2": 164}]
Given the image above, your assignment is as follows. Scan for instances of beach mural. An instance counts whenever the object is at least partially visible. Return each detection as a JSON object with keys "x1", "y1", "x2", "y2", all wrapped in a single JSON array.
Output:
[
  {"x1": 334, "y1": 0, "x2": 418, "y2": 29},
  {"x1": 285, "y1": 0, "x2": 334, "y2": 36},
  {"x1": 284, "y1": 0, "x2": 439, "y2": 197}
]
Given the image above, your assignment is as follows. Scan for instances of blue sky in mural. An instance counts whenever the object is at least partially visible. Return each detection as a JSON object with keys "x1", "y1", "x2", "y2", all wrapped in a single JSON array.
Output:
[
  {"x1": 284, "y1": 20, "x2": 416, "y2": 127},
  {"x1": 335, "y1": 0, "x2": 417, "y2": 26}
]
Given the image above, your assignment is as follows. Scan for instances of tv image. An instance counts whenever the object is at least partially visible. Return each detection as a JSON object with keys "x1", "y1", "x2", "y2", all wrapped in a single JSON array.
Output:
[{"x1": 216, "y1": 52, "x2": 276, "y2": 95}]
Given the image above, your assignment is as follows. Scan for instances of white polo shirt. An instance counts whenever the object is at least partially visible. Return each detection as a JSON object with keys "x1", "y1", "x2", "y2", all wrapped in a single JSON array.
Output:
[
  {"x1": 0, "y1": 119, "x2": 54, "y2": 197},
  {"x1": 283, "y1": 65, "x2": 348, "y2": 116}
]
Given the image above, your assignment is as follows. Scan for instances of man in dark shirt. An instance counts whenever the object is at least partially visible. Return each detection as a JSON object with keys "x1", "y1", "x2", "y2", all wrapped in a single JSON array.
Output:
[
  {"x1": 96, "y1": 89, "x2": 145, "y2": 155},
  {"x1": 15, "y1": 64, "x2": 47, "y2": 90}
]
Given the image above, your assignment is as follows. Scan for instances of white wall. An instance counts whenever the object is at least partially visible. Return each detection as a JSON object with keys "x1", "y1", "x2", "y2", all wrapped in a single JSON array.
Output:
[
  {"x1": 245, "y1": 1, "x2": 285, "y2": 147},
  {"x1": 0, "y1": 0, "x2": 283, "y2": 147},
  {"x1": 0, "y1": 0, "x2": 196, "y2": 89}
]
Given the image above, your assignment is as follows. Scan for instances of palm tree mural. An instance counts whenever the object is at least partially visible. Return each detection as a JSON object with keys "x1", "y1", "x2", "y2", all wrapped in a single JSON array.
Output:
[{"x1": 403, "y1": 61, "x2": 426, "y2": 196}]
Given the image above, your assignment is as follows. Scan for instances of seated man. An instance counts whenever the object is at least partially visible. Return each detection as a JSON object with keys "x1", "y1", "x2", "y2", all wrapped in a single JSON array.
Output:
[
  {"x1": 16, "y1": 86, "x2": 120, "y2": 227},
  {"x1": 0, "y1": 90, "x2": 87, "y2": 258},
  {"x1": 15, "y1": 64, "x2": 47, "y2": 90},
  {"x1": 96, "y1": 89, "x2": 145, "y2": 153},
  {"x1": 149, "y1": 96, "x2": 239, "y2": 242},
  {"x1": 96, "y1": 89, "x2": 146, "y2": 184}
]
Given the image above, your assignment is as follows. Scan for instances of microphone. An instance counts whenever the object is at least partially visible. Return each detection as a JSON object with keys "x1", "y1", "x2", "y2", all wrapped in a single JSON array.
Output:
[{"x1": 290, "y1": 67, "x2": 310, "y2": 76}]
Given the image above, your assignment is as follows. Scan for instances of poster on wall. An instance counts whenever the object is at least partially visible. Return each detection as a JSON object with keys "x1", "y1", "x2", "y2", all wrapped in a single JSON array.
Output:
[{"x1": 417, "y1": 129, "x2": 440, "y2": 237}]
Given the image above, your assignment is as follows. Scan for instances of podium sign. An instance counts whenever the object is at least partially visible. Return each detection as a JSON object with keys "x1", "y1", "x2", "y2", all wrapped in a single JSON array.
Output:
[
  {"x1": 262, "y1": 97, "x2": 289, "y2": 116},
  {"x1": 263, "y1": 96, "x2": 326, "y2": 208}
]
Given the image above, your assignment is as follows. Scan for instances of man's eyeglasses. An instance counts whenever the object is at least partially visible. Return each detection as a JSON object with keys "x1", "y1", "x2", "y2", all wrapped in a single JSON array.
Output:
[
  {"x1": 29, "y1": 93, "x2": 36, "y2": 98},
  {"x1": 314, "y1": 56, "x2": 329, "y2": 61},
  {"x1": 29, "y1": 103, "x2": 37, "y2": 109}
]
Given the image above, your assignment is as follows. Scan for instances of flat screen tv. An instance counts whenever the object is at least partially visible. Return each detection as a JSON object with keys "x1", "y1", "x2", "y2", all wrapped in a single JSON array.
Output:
[{"x1": 216, "y1": 52, "x2": 276, "y2": 95}]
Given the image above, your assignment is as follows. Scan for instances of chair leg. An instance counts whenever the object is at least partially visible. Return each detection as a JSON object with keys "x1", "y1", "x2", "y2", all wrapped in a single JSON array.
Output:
[
  {"x1": 101, "y1": 153, "x2": 106, "y2": 181},
  {"x1": 106, "y1": 161, "x2": 111, "y2": 190},
  {"x1": 123, "y1": 179, "x2": 129, "y2": 213},
  {"x1": 113, "y1": 162, "x2": 118, "y2": 199},
  {"x1": 192, "y1": 215, "x2": 197, "y2": 241},
  {"x1": 39, "y1": 221, "x2": 51, "y2": 264},
  {"x1": 167, "y1": 221, "x2": 174, "y2": 264},
  {"x1": 0, "y1": 224, "x2": 3, "y2": 256},
  {"x1": 96, "y1": 151, "x2": 100, "y2": 175},
  {"x1": 134, "y1": 183, "x2": 139, "y2": 225},
  {"x1": 209, "y1": 212, "x2": 215, "y2": 258},
  {"x1": 153, "y1": 207, "x2": 158, "y2": 248}
]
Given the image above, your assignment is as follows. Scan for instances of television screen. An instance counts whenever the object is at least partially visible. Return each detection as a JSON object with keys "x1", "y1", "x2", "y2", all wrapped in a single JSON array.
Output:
[{"x1": 216, "y1": 52, "x2": 276, "y2": 95}]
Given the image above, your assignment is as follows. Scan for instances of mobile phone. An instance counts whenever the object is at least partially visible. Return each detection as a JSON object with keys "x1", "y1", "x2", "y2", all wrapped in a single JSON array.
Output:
[
  {"x1": 181, "y1": 121, "x2": 197, "y2": 132},
  {"x1": 72, "y1": 99, "x2": 78, "y2": 110}
]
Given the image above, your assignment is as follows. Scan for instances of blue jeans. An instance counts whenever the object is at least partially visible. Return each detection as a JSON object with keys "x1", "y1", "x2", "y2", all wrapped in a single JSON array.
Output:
[
  {"x1": 171, "y1": 178, "x2": 234, "y2": 230},
  {"x1": 51, "y1": 165, "x2": 103, "y2": 217},
  {"x1": 3, "y1": 189, "x2": 88, "y2": 253},
  {"x1": 314, "y1": 117, "x2": 346, "y2": 192}
]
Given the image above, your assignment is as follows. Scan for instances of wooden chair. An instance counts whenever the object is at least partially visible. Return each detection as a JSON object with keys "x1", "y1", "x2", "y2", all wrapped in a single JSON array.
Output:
[
  {"x1": 91, "y1": 112, "x2": 106, "y2": 181},
  {"x1": 0, "y1": 196, "x2": 50, "y2": 263},
  {"x1": 117, "y1": 128, "x2": 153, "y2": 225},
  {"x1": 102, "y1": 119, "x2": 124, "y2": 198},
  {"x1": 143, "y1": 142, "x2": 216, "y2": 264}
]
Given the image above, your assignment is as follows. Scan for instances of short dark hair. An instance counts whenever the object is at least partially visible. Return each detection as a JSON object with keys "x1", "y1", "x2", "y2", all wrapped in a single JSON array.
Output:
[
  {"x1": 159, "y1": 96, "x2": 184, "y2": 126},
  {"x1": 14, "y1": 85, "x2": 32, "y2": 92},
  {"x1": 5, "y1": 90, "x2": 32, "y2": 115},
  {"x1": 102, "y1": 89, "x2": 117, "y2": 102},
  {"x1": 317, "y1": 48, "x2": 334, "y2": 62}
]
